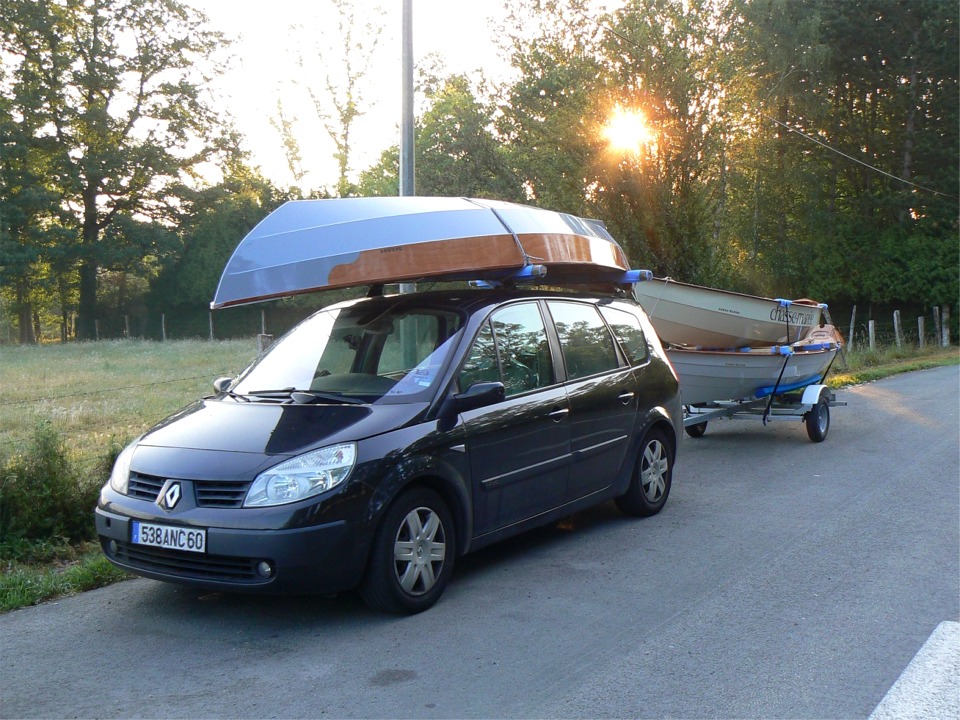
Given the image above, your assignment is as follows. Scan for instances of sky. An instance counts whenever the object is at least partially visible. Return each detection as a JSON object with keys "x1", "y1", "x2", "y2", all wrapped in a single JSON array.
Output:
[{"x1": 189, "y1": 0, "x2": 516, "y2": 189}]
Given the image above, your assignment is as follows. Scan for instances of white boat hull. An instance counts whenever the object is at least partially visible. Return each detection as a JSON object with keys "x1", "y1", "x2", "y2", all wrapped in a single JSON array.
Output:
[
  {"x1": 634, "y1": 278, "x2": 824, "y2": 347},
  {"x1": 668, "y1": 344, "x2": 839, "y2": 406}
]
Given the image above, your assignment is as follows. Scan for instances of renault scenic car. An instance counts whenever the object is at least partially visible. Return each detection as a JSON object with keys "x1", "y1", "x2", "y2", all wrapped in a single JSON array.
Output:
[{"x1": 96, "y1": 288, "x2": 682, "y2": 613}]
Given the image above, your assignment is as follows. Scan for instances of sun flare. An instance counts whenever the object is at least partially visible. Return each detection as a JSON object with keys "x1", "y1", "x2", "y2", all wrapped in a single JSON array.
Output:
[{"x1": 603, "y1": 107, "x2": 654, "y2": 154}]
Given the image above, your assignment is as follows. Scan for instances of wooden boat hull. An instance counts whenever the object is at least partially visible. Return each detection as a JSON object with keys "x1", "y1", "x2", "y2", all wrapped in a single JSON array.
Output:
[
  {"x1": 211, "y1": 197, "x2": 632, "y2": 309},
  {"x1": 668, "y1": 339, "x2": 840, "y2": 406},
  {"x1": 634, "y1": 277, "x2": 824, "y2": 347}
]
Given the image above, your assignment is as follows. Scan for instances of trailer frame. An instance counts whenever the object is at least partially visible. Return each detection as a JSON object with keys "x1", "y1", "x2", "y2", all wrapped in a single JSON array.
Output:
[{"x1": 682, "y1": 384, "x2": 846, "y2": 443}]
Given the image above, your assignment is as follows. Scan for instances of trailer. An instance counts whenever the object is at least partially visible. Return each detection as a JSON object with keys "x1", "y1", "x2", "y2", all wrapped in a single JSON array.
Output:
[{"x1": 682, "y1": 383, "x2": 846, "y2": 443}]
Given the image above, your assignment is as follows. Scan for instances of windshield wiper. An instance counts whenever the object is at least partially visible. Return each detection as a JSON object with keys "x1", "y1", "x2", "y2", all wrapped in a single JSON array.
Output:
[
  {"x1": 246, "y1": 387, "x2": 296, "y2": 397},
  {"x1": 245, "y1": 388, "x2": 365, "y2": 405},
  {"x1": 290, "y1": 390, "x2": 366, "y2": 405}
]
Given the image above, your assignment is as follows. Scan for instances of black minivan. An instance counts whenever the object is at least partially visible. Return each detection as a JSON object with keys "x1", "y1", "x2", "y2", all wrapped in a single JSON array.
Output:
[{"x1": 96, "y1": 287, "x2": 682, "y2": 613}]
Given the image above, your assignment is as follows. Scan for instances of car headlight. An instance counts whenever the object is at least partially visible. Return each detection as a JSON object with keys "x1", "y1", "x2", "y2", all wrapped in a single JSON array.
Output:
[
  {"x1": 244, "y1": 443, "x2": 357, "y2": 508},
  {"x1": 109, "y1": 442, "x2": 137, "y2": 494}
]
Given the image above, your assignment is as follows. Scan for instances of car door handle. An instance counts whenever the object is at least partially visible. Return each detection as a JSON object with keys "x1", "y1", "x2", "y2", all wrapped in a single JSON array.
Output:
[
  {"x1": 548, "y1": 408, "x2": 570, "y2": 421},
  {"x1": 618, "y1": 391, "x2": 636, "y2": 404}
]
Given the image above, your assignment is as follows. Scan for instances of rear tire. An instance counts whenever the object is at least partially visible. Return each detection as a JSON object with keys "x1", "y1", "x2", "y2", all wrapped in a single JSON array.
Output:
[
  {"x1": 360, "y1": 487, "x2": 455, "y2": 614},
  {"x1": 616, "y1": 429, "x2": 674, "y2": 517},
  {"x1": 685, "y1": 421, "x2": 707, "y2": 438}
]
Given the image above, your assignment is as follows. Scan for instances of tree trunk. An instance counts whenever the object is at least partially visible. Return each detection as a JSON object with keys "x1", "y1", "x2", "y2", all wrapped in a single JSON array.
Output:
[
  {"x1": 77, "y1": 259, "x2": 99, "y2": 341},
  {"x1": 898, "y1": 29, "x2": 920, "y2": 225},
  {"x1": 15, "y1": 279, "x2": 36, "y2": 345},
  {"x1": 77, "y1": 180, "x2": 101, "y2": 341}
]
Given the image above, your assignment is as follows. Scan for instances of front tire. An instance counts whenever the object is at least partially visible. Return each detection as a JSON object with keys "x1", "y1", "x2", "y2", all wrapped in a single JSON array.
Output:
[
  {"x1": 360, "y1": 487, "x2": 455, "y2": 614},
  {"x1": 615, "y1": 429, "x2": 674, "y2": 517}
]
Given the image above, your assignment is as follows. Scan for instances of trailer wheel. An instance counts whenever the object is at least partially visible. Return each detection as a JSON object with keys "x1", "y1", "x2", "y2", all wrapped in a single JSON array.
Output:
[
  {"x1": 685, "y1": 421, "x2": 707, "y2": 438},
  {"x1": 805, "y1": 395, "x2": 830, "y2": 442}
]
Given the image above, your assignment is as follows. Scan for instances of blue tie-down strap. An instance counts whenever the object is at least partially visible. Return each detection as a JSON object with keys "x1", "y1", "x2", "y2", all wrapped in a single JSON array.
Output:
[
  {"x1": 751, "y1": 346, "x2": 794, "y2": 355},
  {"x1": 796, "y1": 342, "x2": 837, "y2": 352},
  {"x1": 756, "y1": 375, "x2": 823, "y2": 398},
  {"x1": 469, "y1": 264, "x2": 548, "y2": 287},
  {"x1": 775, "y1": 298, "x2": 792, "y2": 307}
]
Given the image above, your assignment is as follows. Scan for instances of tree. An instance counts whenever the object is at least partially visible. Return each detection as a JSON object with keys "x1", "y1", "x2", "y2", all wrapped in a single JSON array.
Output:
[
  {"x1": 150, "y1": 162, "x2": 289, "y2": 315},
  {"x1": 497, "y1": 0, "x2": 605, "y2": 216},
  {"x1": 595, "y1": 0, "x2": 743, "y2": 285},
  {"x1": 283, "y1": 0, "x2": 386, "y2": 197},
  {"x1": 356, "y1": 72, "x2": 524, "y2": 200},
  {"x1": 739, "y1": 0, "x2": 959, "y2": 307},
  {"x1": 0, "y1": 0, "x2": 237, "y2": 340},
  {"x1": 0, "y1": 0, "x2": 72, "y2": 342}
]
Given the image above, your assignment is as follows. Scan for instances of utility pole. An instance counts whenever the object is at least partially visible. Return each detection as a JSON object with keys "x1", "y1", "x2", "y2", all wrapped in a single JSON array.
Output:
[{"x1": 399, "y1": 0, "x2": 415, "y2": 196}]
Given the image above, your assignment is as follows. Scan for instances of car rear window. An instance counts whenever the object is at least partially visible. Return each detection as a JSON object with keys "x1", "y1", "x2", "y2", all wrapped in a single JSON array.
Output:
[{"x1": 546, "y1": 301, "x2": 620, "y2": 379}]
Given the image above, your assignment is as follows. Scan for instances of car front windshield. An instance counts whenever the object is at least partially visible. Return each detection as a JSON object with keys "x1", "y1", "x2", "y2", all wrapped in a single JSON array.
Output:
[{"x1": 232, "y1": 301, "x2": 464, "y2": 404}]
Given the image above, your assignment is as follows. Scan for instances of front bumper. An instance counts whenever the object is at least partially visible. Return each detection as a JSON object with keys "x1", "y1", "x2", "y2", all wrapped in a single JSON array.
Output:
[{"x1": 95, "y1": 507, "x2": 370, "y2": 594}]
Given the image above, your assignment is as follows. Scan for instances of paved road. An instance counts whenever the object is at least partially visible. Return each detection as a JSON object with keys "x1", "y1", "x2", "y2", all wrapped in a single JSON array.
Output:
[{"x1": 2, "y1": 366, "x2": 958, "y2": 719}]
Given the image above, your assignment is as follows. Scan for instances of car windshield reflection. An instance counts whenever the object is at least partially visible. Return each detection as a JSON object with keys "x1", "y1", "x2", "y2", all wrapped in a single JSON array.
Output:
[{"x1": 232, "y1": 302, "x2": 465, "y2": 404}]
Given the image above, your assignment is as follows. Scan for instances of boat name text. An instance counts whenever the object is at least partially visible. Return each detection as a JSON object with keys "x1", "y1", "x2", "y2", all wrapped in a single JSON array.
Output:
[{"x1": 769, "y1": 307, "x2": 816, "y2": 325}]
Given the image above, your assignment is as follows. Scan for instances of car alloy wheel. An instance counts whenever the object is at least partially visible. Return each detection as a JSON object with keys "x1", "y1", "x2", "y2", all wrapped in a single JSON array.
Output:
[
  {"x1": 393, "y1": 505, "x2": 447, "y2": 595},
  {"x1": 361, "y1": 487, "x2": 455, "y2": 614}
]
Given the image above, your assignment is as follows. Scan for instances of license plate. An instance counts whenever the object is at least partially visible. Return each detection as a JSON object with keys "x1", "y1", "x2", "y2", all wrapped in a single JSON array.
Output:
[{"x1": 131, "y1": 521, "x2": 206, "y2": 553}]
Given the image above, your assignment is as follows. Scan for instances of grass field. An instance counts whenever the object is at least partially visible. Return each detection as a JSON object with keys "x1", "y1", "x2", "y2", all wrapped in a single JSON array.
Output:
[{"x1": 1, "y1": 339, "x2": 258, "y2": 477}]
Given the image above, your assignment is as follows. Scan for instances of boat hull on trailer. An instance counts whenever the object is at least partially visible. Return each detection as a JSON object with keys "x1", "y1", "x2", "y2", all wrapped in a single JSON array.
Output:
[
  {"x1": 634, "y1": 277, "x2": 824, "y2": 347},
  {"x1": 668, "y1": 327, "x2": 842, "y2": 406},
  {"x1": 211, "y1": 197, "x2": 633, "y2": 309}
]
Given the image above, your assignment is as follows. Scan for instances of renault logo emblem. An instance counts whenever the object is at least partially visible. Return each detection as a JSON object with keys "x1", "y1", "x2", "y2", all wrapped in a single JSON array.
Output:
[{"x1": 161, "y1": 482, "x2": 182, "y2": 511}]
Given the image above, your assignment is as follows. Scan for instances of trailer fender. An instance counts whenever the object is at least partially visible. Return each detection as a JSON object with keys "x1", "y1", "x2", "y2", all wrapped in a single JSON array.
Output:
[{"x1": 800, "y1": 384, "x2": 831, "y2": 406}]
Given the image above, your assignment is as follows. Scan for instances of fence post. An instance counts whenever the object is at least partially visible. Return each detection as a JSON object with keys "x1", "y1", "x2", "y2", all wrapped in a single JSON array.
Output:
[
  {"x1": 893, "y1": 310, "x2": 903, "y2": 348},
  {"x1": 95, "y1": 319, "x2": 100, "y2": 341},
  {"x1": 933, "y1": 306, "x2": 942, "y2": 344},
  {"x1": 209, "y1": 312, "x2": 214, "y2": 342},
  {"x1": 124, "y1": 314, "x2": 130, "y2": 338},
  {"x1": 868, "y1": 320, "x2": 876, "y2": 349},
  {"x1": 257, "y1": 334, "x2": 274, "y2": 354},
  {"x1": 161, "y1": 314, "x2": 167, "y2": 342},
  {"x1": 848, "y1": 305, "x2": 857, "y2": 350},
  {"x1": 942, "y1": 306, "x2": 951, "y2": 347},
  {"x1": 918, "y1": 317, "x2": 925, "y2": 348}
]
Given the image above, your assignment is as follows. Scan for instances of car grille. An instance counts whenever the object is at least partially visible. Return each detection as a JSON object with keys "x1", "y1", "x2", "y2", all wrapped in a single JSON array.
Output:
[
  {"x1": 127, "y1": 472, "x2": 250, "y2": 508},
  {"x1": 128, "y1": 472, "x2": 165, "y2": 501},
  {"x1": 111, "y1": 540, "x2": 263, "y2": 583},
  {"x1": 195, "y1": 481, "x2": 249, "y2": 508}
]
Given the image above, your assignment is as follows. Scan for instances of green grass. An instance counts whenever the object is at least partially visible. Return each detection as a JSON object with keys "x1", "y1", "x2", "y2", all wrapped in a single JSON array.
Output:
[
  {"x1": 827, "y1": 345, "x2": 959, "y2": 388},
  {"x1": 0, "y1": 337, "x2": 956, "y2": 613},
  {"x1": 1, "y1": 338, "x2": 256, "y2": 475},
  {"x1": 0, "y1": 543, "x2": 132, "y2": 612},
  {"x1": 1, "y1": 338, "x2": 256, "y2": 612}
]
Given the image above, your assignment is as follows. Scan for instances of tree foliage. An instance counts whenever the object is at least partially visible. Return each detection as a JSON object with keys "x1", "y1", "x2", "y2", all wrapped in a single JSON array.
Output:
[
  {"x1": 1, "y1": 0, "x2": 238, "y2": 339},
  {"x1": 1, "y1": 0, "x2": 957, "y2": 344},
  {"x1": 494, "y1": 0, "x2": 958, "y2": 311},
  {"x1": 357, "y1": 72, "x2": 524, "y2": 200}
]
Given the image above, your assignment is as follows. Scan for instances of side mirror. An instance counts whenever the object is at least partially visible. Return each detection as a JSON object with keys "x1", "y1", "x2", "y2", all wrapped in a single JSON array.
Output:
[
  {"x1": 453, "y1": 381, "x2": 505, "y2": 413},
  {"x1": 213, "y1": 376, "x2": 234, "y2": 394},
  {"x1": 437, "y1": 381, "x2": 505, "y2": 429}
]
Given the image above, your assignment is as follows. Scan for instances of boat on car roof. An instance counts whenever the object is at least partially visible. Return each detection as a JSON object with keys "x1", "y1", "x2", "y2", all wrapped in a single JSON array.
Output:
[{"x1": 211, "y1": 196, "x2": 641, "y2": 309}]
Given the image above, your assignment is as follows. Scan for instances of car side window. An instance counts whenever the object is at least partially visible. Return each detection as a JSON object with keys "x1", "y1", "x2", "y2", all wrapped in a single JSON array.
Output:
[
  {"x1": 459, "y1": 321, "x2": 499, "y2": 391},
  {"x1": 599, "y1": 306, "x2": 649, "y2": 366},
  {"x1": 547, "y1": 301, "x2": 620, "y2": 380},
  {"x1": 459, "y1": 303, "x2": 554, "y2": 397}
]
